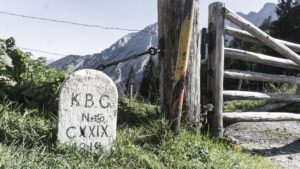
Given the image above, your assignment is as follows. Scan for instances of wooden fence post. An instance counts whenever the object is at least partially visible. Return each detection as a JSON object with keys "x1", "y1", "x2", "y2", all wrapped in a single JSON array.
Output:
[
  {"x1": 158, "y1": 0, "x2": 201, "y2": 132},
  {"x1": 207, "y1": 2, "x2": 225, "y2": 137},
  {"x1": 185, "y1": 0, "x2": 201, "y2": 130}
]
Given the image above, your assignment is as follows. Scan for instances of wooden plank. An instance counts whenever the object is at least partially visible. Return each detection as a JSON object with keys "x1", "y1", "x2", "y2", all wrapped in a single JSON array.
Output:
[
  {"x1": 208, "y1": 2, "x2": 225, "y2": 137},
  {"x1": 223, "y1": 90, "x2": 300, "y2": 102},
  {"x1": 225, "y1": 8, "x2": 300, "y2": 65},
  {"x1": 225, "y1": 48, "x2": 300, "y2": 70},
  {"x1": 225, "y1": 26, "x2": 300, "y2": 53},
  {"x1": 224, "y1": 69, "x2": 300, "y2": 84},
  {"x1": 223, "y1": 112, "x2": 300, "y2": 123}
]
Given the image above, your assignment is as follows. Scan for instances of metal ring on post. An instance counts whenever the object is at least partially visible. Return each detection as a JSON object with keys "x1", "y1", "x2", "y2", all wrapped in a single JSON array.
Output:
[{"x1": 148, "y1": 47, "x2": 160, "y2": 56}]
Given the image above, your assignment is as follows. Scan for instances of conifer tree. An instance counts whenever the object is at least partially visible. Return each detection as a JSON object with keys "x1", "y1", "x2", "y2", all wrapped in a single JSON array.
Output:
[
  {"x1": 139, "y1": 57, "x2": 159, "y2": 104},
  {"x1": 270, "y1": 0, "x2": 300, "y2": 43}
]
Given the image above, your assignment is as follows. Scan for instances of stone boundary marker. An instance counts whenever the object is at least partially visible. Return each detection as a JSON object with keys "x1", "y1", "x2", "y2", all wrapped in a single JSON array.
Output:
[{"x1": 58, "y1": 69, "x2": 118, "y2": 152}]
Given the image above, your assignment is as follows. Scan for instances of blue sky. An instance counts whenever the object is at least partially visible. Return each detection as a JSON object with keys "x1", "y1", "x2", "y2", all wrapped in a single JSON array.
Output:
[{"x1": 0, "y1": 0, "x2": 278, "y2": 61}]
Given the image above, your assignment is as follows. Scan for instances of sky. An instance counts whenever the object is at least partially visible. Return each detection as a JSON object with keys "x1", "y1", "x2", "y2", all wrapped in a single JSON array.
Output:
[{"x1": 0, "y1": 0, "x2": 278, "y2": 61}]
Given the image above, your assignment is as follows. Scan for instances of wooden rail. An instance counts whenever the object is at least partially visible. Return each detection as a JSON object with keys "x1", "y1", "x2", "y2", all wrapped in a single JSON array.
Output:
[
  {"x1": 223, "y1": 91, "x2": 300, "y2": 102},
  {"x1": 225, "y1": 8, "x2": 300, "y2": 65},
  {"x1": 225, "y1": 48, "x2": 300, "y2": 70},
  {"x1": 225, "y1": 26, "x2": 300, "y2": 53},
  {"x1": 224, "y1": 69, "x2": 300, "y2": 84},
  {"x1": 223, "y1": 112, "x2": 300, "y2": 123},
  {"x1": 225, "y1": 26, "x2": 258, "y2": 43}
]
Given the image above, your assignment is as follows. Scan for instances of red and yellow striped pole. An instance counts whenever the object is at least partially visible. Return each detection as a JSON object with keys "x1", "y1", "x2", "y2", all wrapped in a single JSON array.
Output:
[{"x1": 170, "y1": 0, "x2": 195, "y2": 134}]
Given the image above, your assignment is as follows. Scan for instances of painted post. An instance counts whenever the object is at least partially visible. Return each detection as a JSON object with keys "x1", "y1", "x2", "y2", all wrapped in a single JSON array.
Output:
[
  {"x1": 169, "y1": 0, "x2": 195, "y2": 134},
  {"x1": 158, "y1": 0, "x2": 201, "y2": 134}
]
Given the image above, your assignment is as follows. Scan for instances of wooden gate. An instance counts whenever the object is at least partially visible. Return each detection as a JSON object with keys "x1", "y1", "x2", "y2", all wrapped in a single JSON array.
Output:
[{"x1": 206, "y1": 2, "x2": 300, "y2": 137}]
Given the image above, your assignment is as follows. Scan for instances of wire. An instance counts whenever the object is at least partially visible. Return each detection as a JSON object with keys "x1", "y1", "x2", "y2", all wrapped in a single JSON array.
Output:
[
  {"x1": 0, "y1": 10, "x2": 156, "y2": 34},
  {"x1": 97, "y1": 47, "x2": 160, "y2": 70},
  {"x1": 19, "y1": 47, "x2": 67, "y2": 57},
  {"x1": 18, "y1": 47, "x2": 160, "y2": 66}
]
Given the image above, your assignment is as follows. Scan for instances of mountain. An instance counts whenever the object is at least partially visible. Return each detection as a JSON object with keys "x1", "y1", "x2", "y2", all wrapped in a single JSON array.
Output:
[
  {"x1": 235, "y1": 3, "x2": 277, "y2": 27},
  {"x1": 225, "y1": 3, "x2": 277, "y2": 43},
  {"x1": 78, "y1": 23, "x2": 158, "y2": 90},
  {"x1": 48, "y1": 55, "x2": 91, "y2": 71},
  {"x1": 49, "y1": 3, "x2": 277, "y2": 90},
  {"x1": 47, "y1": 59, "x2": 59, "y2": 65},
  {"x1": 49, "y1": 23, "x2": 158, "y2": 90}
]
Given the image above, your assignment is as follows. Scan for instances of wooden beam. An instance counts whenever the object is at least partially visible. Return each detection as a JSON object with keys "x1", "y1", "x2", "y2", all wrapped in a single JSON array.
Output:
[
  {"x1": 224, "y1": 69, "x2": 300, "y2": 84},
  {"x1": 225, "y1": 26, "x2": 300, "y2": 53},
  {"x1": 225, "y1": 48, "x2": 300, "y2": 70},
  {"x1": 223, "y1": 90, "x2": 300, "y2": 102},
  {"x1": 208, "y1": 2, "x2": 225, "y2": 137},
  {"x1": 225, "y1": 8, "x2": 300, "y2": 65},
  {"x1": 223, "y1": 112, "x2": 300, "y2": 123}
]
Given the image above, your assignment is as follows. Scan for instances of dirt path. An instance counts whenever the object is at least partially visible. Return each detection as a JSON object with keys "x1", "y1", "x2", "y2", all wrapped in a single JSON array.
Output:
[{"x1": 225, "y1": 121, "x2": 300, "y2": 169}]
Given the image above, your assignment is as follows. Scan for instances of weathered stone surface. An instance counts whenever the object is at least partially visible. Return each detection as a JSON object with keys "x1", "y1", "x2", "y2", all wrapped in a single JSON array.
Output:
[{"x1": 58, "y1": 69, "x2": 118, "y2": 152}]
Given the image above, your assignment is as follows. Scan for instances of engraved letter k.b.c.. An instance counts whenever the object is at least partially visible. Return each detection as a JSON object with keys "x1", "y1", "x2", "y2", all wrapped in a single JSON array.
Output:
[{"x1": 71, "y1": 93, "x2": 80, "y2": 107}]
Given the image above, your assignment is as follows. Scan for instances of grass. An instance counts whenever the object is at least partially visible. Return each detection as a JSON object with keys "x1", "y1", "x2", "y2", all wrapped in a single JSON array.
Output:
[
  {"x1": 265, "y1": 129, "x2": 292, "y2": 138},
  {"x1": 224, "y1": 100, "x2": 267, "y2": 112},
  {"x1": 223, "y1": 83, "x2": 298, "y2": 113},
  {"x1": 0, "y1": 97, "x2": 278, "y2": 169}
]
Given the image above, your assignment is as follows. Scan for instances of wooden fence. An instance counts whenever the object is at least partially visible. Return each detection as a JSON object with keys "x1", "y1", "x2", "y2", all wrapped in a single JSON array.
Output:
[{"x1": 206, "y1": 2, "x2": 300, "y2": 137}]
